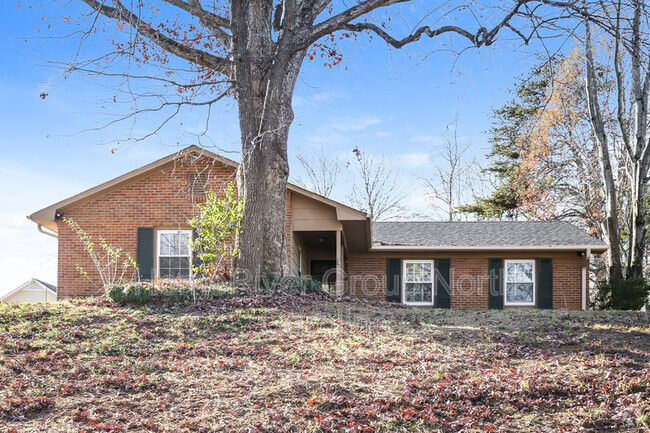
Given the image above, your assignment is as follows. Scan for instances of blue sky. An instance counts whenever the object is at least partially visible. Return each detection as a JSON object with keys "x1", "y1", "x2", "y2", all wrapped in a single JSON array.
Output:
[{"x1": 0, "y1": 1, "x2": 556, "y2": 293}]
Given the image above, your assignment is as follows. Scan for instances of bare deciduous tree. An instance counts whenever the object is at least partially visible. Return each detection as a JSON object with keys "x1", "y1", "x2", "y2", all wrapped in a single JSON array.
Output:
[
  {"x1": 347, "y1": 147, "x2": 408, "y2": 221},
  {"x1": 582, "y1": 0, "x2": 650, "y2": 280},
  {"x1": 46, "y1": 0, "x2": 556, "y2": 278},
  {"x1": 42, "y1": 0, "x2": 650, "y2": 279},
  {"x1": 423, "y1": 122, "x2": 483, "y2": 221},
  {"x1": 294, "y1": 145, "x2": 341, "y2": 198}
]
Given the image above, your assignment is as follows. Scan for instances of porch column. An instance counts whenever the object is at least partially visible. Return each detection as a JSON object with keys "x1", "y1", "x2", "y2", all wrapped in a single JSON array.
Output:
[
  {"x1": 336, "y1": 230, "x2": 344, "y2": 295},
  {"x1": 581, "y1": 248, "x2": 591, "y2": 311}
]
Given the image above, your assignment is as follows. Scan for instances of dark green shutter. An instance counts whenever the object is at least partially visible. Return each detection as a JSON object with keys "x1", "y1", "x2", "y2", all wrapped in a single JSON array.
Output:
[
  {"x1": 435, "y1": 259, "x2": 451, "y2": 309},
  {"x1": 136, "y1": 227, "x2": 154, "y2": 281},
  {"x1": 488, "y1": 258, "x2": 504, "y2": 309},
  {"x1": 386, "y1": 258, "x2": 402, "y2": 302},
  {"x1": 537, "y1": 258, "x2": 553, "y2": 309}
]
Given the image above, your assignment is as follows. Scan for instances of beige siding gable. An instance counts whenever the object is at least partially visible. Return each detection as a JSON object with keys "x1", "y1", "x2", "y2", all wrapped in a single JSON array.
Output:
[
  {"x1": 2, "y1": 281, "x2": 57, "y2": 303},
  {"x1": 291, "y1": 194, "x2": 342, "y2": 232}
]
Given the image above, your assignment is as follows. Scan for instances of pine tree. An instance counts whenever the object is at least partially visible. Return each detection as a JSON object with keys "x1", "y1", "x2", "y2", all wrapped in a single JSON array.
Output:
[{"x1": 459, "y1": 60, "x2": 554, "y2": 219}]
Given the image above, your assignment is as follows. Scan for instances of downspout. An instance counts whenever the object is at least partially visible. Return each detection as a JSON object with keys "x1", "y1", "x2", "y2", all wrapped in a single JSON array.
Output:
[
  {"x1": 581, "y1": 248, "x2": 591, "y2": 311},
  {"x1": 26, "y1": 215, "x2": 58, "y2": 238}
]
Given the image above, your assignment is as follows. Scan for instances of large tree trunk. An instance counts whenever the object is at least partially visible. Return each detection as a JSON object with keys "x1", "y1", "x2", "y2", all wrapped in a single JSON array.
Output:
[
  {"x1": 624, "y1": 0, "x2": 649, "y2": 279},
  {"x1": 584, "y1": 19, "x2": 625, "y2": 281},
  {"x1": 628, "y1": 164, "x2": 648, "y2": 278},
  {"x1": 231, "y1": 1, "x2": 305, "y2": 281}
]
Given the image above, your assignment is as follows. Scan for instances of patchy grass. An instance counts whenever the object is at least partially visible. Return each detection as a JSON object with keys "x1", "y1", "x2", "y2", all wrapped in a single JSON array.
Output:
[{"x1": 0, "y1": 295, "x2": 649, "y2": 432}]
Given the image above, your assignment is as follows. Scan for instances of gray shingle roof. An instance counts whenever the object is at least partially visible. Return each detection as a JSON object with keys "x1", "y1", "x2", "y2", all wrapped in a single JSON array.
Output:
[
  {"x1": 372, "y1": 221, "x2": 607, "y2": 248},
  {"x1": 34, "y1": 279, "x2": 57, "y2": 293}
]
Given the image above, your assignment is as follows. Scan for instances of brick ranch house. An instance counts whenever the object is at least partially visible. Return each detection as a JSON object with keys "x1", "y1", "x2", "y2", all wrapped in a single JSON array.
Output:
[{"x1": 29, "y1": 146, "x2": 607, "y2": 310}]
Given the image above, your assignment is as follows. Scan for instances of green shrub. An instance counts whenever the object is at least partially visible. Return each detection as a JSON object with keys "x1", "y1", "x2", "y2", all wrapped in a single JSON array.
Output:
[
  {"x1": 591, "y1": 278, "x2": 650, "y2": 310},
  {"x1": 189, "y1": 183, "x2": 242, "y2": 281},
  {"x1": 260, "y1": 274, "x2": 322, "y2": 294},
  {"x1": 107, "y1": 283, "x2": 151, "y2": 305},
  {"x1": 295, "y1": 277, "x2": 322, "y2": 294},
  {"x1": 106, "y1": 281, "x2": 242, "y2": 306}
]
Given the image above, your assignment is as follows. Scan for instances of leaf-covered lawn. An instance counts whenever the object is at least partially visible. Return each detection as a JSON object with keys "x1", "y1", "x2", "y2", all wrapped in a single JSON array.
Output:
[{"x1": 1, "y1": 294, "x2": 649, "y2": 432}]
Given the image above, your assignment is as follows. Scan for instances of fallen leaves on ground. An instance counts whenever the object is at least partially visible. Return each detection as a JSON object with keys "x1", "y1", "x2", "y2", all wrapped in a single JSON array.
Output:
[{"x1": 0, "y1": 294, "x2": 649, "y2": 432}]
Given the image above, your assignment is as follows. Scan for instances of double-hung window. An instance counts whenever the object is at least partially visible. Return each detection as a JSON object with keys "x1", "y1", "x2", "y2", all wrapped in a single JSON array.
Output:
[
  {"x1": 403, "y1": 260, "x2": 434, "y2": 305},
  {"x1": 504, "y1": 260, "x2": 535, "y2": 306},
  {"x1": 157, "y1": 230, "x2": 192, "y2": 280}
]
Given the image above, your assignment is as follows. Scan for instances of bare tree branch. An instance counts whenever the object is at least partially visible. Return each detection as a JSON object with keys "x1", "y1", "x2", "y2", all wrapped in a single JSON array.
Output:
[
  {"x1": 347, "y1": 147, "x2": 409, "y2": 221},
  {"x1": 423, "y1": 119, "x2": 477, "y2": 221},
  {"x1": 67, "y1": 85, "x2": 233, "y2": 142},
  {"x1": 162, "y1": 0, "x2": 230, "y2": 29},
  {"x1": 305, "y1": 0, "x2": 530, "y2": 50},
  {"x1": 295, "y1": 145, "x2": 342, "y2": 198},
  {"x1": 161, "y1": 0, "x2": 232, "y2": 46},
  {"x1": 78, "y1": 0, "x2": 233, "y2": 76}
]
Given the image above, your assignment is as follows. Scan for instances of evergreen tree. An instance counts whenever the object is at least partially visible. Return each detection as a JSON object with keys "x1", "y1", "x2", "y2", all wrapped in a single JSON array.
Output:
[{"x1": 459, "y1": 60, "x2": 555, "y2": 219}]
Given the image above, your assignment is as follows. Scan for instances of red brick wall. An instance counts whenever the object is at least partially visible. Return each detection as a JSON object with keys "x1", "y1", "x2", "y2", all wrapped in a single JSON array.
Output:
[
  {"x1": 552, "y1": 255, "x2": 584, "y2": 310},
  {"x1": 54, "y1": 152, "x2": 587, "y2": 310},
  {"x1": 346, "y1": 255, "x2": 386, "y2": 299},
  {"x1": 450, "y1": 257, "x2": 490, "y2": 310},
  {"x1": 345, "y1": 252, "x2": 586, "y2": 310},
  {"x1": 57, "y1": 156, "x2": 241, "y2": 297}
]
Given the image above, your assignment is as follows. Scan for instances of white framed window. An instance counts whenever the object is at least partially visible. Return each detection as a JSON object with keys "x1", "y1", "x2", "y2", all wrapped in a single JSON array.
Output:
[
  {"x1": 504, "y1": 260, "x2": 535, "y2": 306},
  {"x1": 402, "y1": 260, "x2": 434, "y2": 306},
  {"x1": 157, "y1": 229, "x2": 193, "y2": 280}
]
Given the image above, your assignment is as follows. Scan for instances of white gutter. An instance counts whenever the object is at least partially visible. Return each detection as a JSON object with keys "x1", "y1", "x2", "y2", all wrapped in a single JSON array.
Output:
[
  {"x1": 370, "y1": 244, "x2": 607, "y2": 252},
  {"x1": 26, "y1": 215, "x2": 59, "y2": 239},
  {"x1": 37, "y1": 223, "x2": 58, "y2": 239}
]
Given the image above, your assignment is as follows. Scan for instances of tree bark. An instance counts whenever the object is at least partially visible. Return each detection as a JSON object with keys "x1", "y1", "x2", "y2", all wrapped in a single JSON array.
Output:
[
  {"x1": 232, "y1": 1, "x2": 305, "y2": 280},
  {"x1": 584, "y1": 19, "x2": 624, "y2": 281},
  {"x1": 625, "y1": 0, "x2": 650, "y2": 279}
]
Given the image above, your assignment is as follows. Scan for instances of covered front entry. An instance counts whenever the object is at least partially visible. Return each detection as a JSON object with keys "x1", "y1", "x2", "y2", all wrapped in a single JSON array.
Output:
[
  {"x1": 291, "y1": 230, "x2": 344, "y2": 293},
  {"x1": 287, "y1": 185, "x2": 370, "y2": 295}
]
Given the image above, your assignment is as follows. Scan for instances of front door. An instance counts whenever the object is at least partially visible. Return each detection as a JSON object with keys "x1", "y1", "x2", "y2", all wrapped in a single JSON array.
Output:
[{"x1": 310, "y1": 260, "x2": 336, "y2": 289}]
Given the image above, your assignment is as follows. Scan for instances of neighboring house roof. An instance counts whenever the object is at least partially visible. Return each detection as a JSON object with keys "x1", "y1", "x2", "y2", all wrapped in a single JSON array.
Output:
[
  {"x1": 1, "y1": 278, "x2": 58, "y2": 301},
  {"x1": 28, "y1": 145, "x2": 368, "y2": 233},
  {"x1": 33, "y1": 279, "x2": 57, "y2": 293},
  {"x1": 371, "y1": 221, "x2": 608, "y2": 252}
]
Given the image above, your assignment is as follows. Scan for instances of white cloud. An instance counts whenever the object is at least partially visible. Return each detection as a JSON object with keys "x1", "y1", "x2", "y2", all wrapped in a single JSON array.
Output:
[
  {"x1": 411, "y1": 135, "x2": 443, "y2": 144},
  {"x1": 331, "y1": 115, "x2": 383, "y2": 131},
  {"x1": 293, "y1": 91, "x2": 348, "y2": 108},
  {"x1": 404, "y1": 192, "x2": 432, "y2": 211},
  {"x1": 375, "y1": 131, "x2": 393, "y2": 138},
  {"x1": 400, "y1": 152, "x2": 430, "y2": 168}
]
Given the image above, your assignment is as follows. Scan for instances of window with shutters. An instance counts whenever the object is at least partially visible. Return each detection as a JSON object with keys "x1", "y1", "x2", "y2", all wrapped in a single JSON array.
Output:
[
  {"x1": 504, "y1": 260, "x2": 535, "y2": 306},
  {"x1": 188, "y1": 173, "x2": 208, "y2": 197},
  {"x1": 402, "y1": 260, "x2": 434, "y2": 305},
  {"x1": 157, "y1": 230, "x2": 192, "y2": 280}
]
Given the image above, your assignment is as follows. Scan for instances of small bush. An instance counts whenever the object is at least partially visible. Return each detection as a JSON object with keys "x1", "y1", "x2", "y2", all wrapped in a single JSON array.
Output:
[
  {"x1": 260, "y1": 274, "x2": 322, "y2": 294},
  {"x1": 107, "y1": 283, "x2": 151, "y2": 305},
  {"x1": 591, "y1": 278, "x2": 650, "y2": 310},
  {"x1": 292, "y1": 276, "x2": 322, "y2": 294},
  {"x1": 106, "y1": 280, "x2": 242, "y2": 306}
]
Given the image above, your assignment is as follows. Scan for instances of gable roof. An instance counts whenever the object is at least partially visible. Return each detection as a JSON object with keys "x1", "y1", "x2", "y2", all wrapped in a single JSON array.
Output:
[
  {"x1": 1, "y1": 279, "x2": 57, "y2": 301},
  {"x1": 371, "y1": 221, "x2": 608, "y2": 252},
  {"x1": 34, "y1": 279, "x2": 57, "y2": 293},
  {"x1": 28, "y1": 145, "x2": 368, "y2": 233}
]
